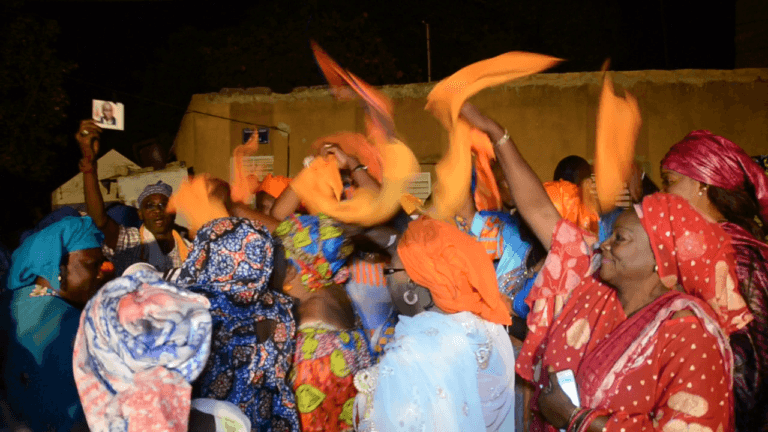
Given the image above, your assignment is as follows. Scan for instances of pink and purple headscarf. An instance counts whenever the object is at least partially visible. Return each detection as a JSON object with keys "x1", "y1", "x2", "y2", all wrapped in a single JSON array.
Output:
[
  {"x1": 73, "y1": 270, "x2": 212, "y2": 432},
  {"x1": 661, "y1": 130, "x2": 768, "y2": 224}
]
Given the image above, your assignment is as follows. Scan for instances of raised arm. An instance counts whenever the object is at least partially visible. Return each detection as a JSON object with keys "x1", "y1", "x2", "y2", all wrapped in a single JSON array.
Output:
[
  {"x1": 76, "y1": 120, "x2": 120, "y2": 249},
  {"x1": 459, "y1": 103, "x2": 561, "y2": 250},
  {"x1": 321, "y1": 144, "x2": 381, "y2": 193},
  {"x1": 270, "y1": 185, "x2": 302, "y2": 221}
]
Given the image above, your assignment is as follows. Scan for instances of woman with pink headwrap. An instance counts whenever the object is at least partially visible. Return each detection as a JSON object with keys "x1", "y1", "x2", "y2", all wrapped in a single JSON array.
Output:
[{"x1": 661, "y1": 130, "x2": 768, "y2": 432}]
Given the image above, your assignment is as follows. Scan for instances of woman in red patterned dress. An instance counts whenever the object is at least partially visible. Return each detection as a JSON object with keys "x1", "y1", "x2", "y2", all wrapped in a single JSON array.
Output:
[{"x1": 460, "y1": 103, "x2": 752, "y2": 432}]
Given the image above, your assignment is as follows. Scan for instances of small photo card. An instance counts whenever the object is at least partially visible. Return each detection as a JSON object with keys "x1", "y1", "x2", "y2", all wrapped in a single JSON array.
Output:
[{"x1": 92, "y1": 100, "x2": 124, "y2": 131}]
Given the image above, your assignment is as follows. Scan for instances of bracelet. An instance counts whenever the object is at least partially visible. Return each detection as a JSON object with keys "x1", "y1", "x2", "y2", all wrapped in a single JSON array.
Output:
[
  {"x1": 351, "y1": 164, "x2": 368, "y2": 173},
  {"x1": 568, "y1": 408, "x2": 593, "y2": 432},
  {"x1": 494, "y1": 129, "x2": 510, "y2": 147},
  {"x1": 566, "y1": 406, "x2": 582, "y2": 429}
]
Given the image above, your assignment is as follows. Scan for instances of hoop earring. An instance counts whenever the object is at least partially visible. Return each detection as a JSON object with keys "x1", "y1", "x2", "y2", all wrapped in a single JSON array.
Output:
[{"x1": 403, "y1": 289, "x2": 419, "y2": 305}]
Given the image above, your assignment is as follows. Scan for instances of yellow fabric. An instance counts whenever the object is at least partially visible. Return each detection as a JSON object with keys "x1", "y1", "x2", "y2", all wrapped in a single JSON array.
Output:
[
  {"x1": 594, "y1": 72, "x2": 642, "y2": 213},
  {"x1": 138, "y1": 225, "x2": 190, "y2": 263},
  {"x1": 172, "y1": 229, "x2": 189, "y2": 262},
  {"x1": 424, "y1": 51, "x2": 563, "y2": 221}
]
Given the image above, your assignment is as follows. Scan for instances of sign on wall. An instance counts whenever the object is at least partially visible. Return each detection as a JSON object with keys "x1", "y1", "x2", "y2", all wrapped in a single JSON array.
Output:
[
  {"x1": 407, "y1": 172, "x2": 432, "y2": 200},
  {"x1": 230, "y1": 155, "x2": 275, "y2": 184}
]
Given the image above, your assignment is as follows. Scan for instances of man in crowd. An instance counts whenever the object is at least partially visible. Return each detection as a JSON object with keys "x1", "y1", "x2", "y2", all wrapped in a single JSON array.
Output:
[{"x1": 76, "y1": 120, "x2": 190, "y2": 276}]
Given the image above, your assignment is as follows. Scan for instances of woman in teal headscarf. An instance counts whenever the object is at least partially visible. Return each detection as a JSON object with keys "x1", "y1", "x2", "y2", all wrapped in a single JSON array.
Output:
[{"x1": 0, "y1": 216, "x2": 105, "y2": 432}]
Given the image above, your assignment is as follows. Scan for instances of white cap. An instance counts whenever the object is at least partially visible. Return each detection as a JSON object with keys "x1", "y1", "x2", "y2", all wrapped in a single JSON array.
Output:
[{"x1": 190, "y1": 399, "x2": 251, "y2": 432}]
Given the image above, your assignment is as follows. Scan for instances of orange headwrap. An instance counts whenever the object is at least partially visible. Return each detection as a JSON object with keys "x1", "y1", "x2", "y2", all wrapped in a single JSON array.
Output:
[
  {"x1": 425, "y1": 52, "x2": 563, "y2": 221},
  {"x1": 544, "y1": 179, "x2": 599, "y2": 233},
  {"x1": 397, "y1": 217, "x2": 511, "y2": 325},
  {"x1": 287, "y1": 43, "x2": 418, "y2": 226},
  {"x1": 257, "y1": 174, "x2": 292, "y2": 199},
  {"x1": 594, "y1": 69, "x2": 642, "y2": 214}
]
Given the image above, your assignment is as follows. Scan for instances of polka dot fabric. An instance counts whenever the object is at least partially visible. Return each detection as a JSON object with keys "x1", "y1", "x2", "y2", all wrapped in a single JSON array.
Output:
[
  {"x1": 580, "y1": 317, "x2": 732, "y2": 432},
  {"x1": 515, "y1": 219, "x2": 624, "y2": 386},
  {"x1": 637, "y1": 193, "x2": 752, "y2": 335}
]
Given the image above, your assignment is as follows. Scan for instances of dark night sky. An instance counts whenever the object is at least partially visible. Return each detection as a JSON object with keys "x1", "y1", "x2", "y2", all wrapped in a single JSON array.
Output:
[
  {"x1": 0, "y1": 0, "x2": 738, "y2": 245},
  {"x1": 28, "y1": 0, "x2": 737, "y2": 142}
]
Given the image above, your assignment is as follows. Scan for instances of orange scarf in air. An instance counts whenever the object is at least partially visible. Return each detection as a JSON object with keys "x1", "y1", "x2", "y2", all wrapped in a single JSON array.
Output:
[
  {"x1": 425, "y1": 51, "x2": 563, "y2": 221},
  {"x1": 287, "y1": 43, "x2": 419, "y2": 226}
]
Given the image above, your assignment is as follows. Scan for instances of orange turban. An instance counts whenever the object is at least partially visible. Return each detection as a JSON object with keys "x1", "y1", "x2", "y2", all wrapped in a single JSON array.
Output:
[
  {"x1": 397, "y1": 217, "x2": 511, "y2": 325},
  {"x1": 425, "y1": 51, "x2": 563, "y2": 221},
  {"x1": 544, "y1": 179, "x2": 599, "y2": 233},
  {"x1": 257, "y1": 174, "x2": 291, "y2": 199}
]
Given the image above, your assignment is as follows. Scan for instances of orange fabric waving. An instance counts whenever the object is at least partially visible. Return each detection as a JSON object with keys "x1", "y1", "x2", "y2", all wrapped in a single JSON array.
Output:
[
  {"x1": 289, "y1": 155, "x2": 344, "y2": 215},
  {"x1": 397, "y1": 217, "x2": 511, "y2": 325},
  {"x1": 291, "y1": 139, "x2": 419, "y2": 226},
  {"x1": 291, "y1": 42, "x2": 418, "y2": 226},
  {"x1": 312, "y1": 41, "x2": 395, "y2": 142},
  {"x1": 399, "y1": 193, "x2": 425, "y2": 215},
  {"x1": 544, "y1": 180, "x2": 599, "y2": 234},
  {"x1": 594, "y1": 71, "x2": 642, "y2": 214},
  {"x1": 231, "y1": 133, "x2": 262, "y2": 204},
  {"x1": 311, "y1": 132, "x2": 384, "y2": 183},
  {"x1": 469, "y1": 128, "x2": 502, "y2": 211},
  {"x1": 257, "y1": 174, "x2": 291, "y2": 199},
  {"x1": 167, "y1": 175, "x2": 230, "y2": 234},
  {"x1": 425, "y1": 51, "x2": 563, "y2": 221}
]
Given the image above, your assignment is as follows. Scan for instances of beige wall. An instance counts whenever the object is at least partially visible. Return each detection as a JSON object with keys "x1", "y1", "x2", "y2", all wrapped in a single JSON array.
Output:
[{"x1": 174, "y1": 69, "x2": 768, "y2": 186}]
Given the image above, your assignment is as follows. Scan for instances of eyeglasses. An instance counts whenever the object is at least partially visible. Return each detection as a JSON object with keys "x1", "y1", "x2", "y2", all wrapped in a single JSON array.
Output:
[
  {"x1": 143, "y1": 202, "x2": 167, "y2": 212},
  {"x1": 383, "y1": 268, "x2": 406, "y2": 276}
]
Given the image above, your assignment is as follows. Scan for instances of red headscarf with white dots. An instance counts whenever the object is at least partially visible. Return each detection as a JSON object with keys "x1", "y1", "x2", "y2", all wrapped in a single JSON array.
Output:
[{"x1": 636, "y1": 193, "x2": 752, "y2": 334}]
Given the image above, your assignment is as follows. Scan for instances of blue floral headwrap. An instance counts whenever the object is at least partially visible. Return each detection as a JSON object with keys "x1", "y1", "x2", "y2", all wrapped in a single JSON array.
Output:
[
  {"x1": 176, "y1": 217, "x2": 301, "y2": 432},
  {"x1": 72, "y1": 270, "x2": 212, "y2": 432}
]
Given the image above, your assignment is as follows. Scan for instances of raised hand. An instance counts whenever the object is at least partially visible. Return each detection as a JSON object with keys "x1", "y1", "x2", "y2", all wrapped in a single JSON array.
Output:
[
  {"x1": 320, "y1": 143, "x2": 359, "y2": 170},
  {"x1": 459, "y1": 103, "x2": 506, "y2": 142},
  {"x1": 76, "y1": 119, "x2": 102, "y2": 161}
]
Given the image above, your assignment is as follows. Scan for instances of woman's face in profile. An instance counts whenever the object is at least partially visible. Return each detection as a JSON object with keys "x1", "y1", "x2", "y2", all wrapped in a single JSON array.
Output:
[
  {"x1": 62, "y1": 248, "x2": 106, "y2": 307},
  {"x1": 598, "y1": 210, "x2": 655, "y2": 288}
]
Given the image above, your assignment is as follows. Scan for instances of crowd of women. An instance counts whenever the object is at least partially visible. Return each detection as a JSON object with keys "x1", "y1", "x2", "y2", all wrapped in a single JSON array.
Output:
[{"x1": 0, "y1": 47, "x2": 767, "y2": 432}]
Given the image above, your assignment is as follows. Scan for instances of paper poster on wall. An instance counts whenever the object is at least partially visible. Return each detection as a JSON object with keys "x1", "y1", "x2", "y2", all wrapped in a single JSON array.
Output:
[{"x1": 92, "y1": 100, "x2": 125, "y2": 131}]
